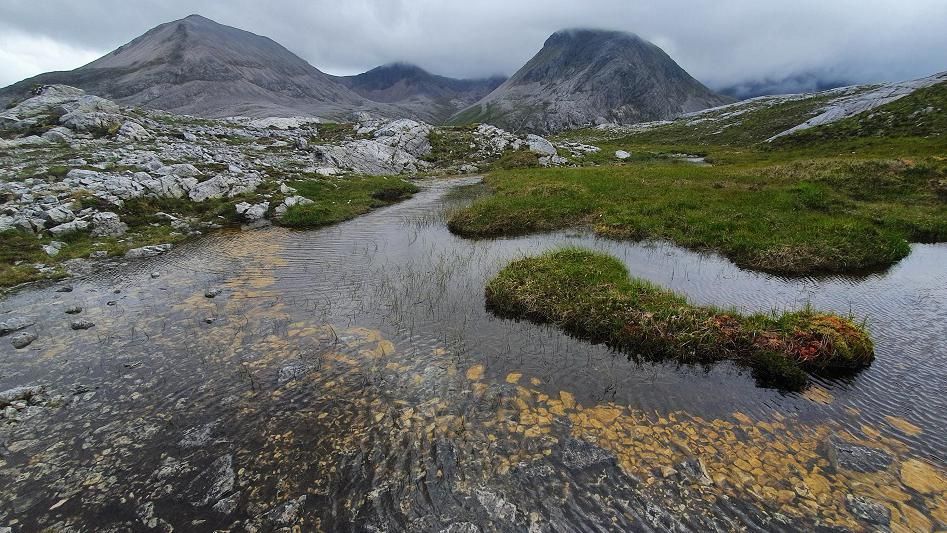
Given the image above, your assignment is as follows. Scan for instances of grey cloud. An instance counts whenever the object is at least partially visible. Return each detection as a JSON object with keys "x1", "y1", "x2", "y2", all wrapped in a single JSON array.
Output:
[{"x1": 1, "y1": 0, "x2": 945, "y2": 92}]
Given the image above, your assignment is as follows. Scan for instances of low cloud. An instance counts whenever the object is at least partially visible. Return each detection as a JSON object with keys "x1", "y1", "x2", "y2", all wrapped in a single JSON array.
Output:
[{"x1": 1, "y1": 0, "x2": 945, "y2": 94}]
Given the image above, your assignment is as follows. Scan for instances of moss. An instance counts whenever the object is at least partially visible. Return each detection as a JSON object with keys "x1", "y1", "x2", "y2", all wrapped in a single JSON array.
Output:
[
  {"x1": 490, "y1": 149, "x2": 541, "y2": 170},
  {"x1": 279, "y1": 175, "x2": 419, "y2": 228},
  {"x1": 485, "y1": 248, "x2": 875, "y2": 390}
]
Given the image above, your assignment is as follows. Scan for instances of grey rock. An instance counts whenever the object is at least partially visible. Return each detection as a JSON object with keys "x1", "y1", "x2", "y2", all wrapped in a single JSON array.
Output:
[
  {"x1": 10, "y1": 331, "x2": 37, "y2": 349},
  {"x1": 235, "y1": 201, "x2": 269, "y2": 221},
  {"x1": 526, "y1": 134, "x2": 557, "y2": 156},
  {"x1": 70, "y1": 319, "x2": 95, "y2": 330},
  {"x1": 43, "y1": 205, "x2": 76, "y2": 225},
  {"x1": 0, "y1": 385, "x2": 45, "y2": 407},
  {"x1": 204, "y1": 288, "x2": 223, "y2": 298},
  {"x1": 263, "y1": 495, "x2": 307, "y2": 525},
  {"x1": 845, "y1": 494, "x2": 891, "y2": 526},
  {"x1": 116, "y1": 120, "x2": 151, "y2": 141},
  {"x1": 182, "y1": 131, "x2": 197, "y2": 142},
  {"x1": 91, "y1": 211, "x2": 128, "y2": 237},
  {"x1": 615, "y1": 150, "x2": 631, "y2": 159},
  {"x1": 48, "y1": 219, "x2": 89, "y2": 237},
  {"x1": 65, "y1": 305, "x2": 82, "y2": 314},
  {"x1": 0, "y1": 317, "x2": 35, "y2": 336},
  {"x1": 41, "y1": 126, "x2": 75, "y2": 143},
  {"x1": 125, "y1": 243, "x2": 173, "y2": 259},
  {"x1": 475, "y1": 489, "x2": 517, "y2": 523},
  {"x1": 187, "y1": 454, "x2": 235, "y2": 507},
  {"x1": 42, "y1": 241, "x2": 66, "y2": 257},
  {"x1": 155, "y1": 163, "x2": 200, "y2": 177},
  {"x1": 559, "y1": 437, "x2": 615, "y2": 471},
  {"x1": 822, "y1": 434, "x2": 893, "y2": 473}
]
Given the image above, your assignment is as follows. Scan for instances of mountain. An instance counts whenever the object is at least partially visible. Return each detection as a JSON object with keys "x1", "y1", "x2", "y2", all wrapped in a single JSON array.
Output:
[
  {"x1": 450, "y1": 29, "x2": 733, "y2": 133},
  {"x1": 0, "y1": 14, "x2": 387, "y2": 119},
  {"x1": 335, "y1": 63, "x2": 505, "y2": 123}
]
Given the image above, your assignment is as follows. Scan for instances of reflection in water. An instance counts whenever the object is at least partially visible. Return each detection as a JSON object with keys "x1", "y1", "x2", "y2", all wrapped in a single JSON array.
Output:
[{"x1": 1, "y1": 178, "x2": 945, "y2": 531}]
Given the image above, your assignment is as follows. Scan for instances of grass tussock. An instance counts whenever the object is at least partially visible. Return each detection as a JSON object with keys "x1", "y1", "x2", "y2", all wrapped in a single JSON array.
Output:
[
  {"x1": 485, "y1": 248, "x2": 875, "y2": 390},
  {"x1": 280, "y1": 175, "x2": 418, "y2": 228}
]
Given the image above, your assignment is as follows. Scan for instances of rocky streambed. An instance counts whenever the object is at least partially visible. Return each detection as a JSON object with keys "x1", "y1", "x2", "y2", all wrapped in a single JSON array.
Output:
[{"x1": 1, "y1": 178, "x2": 945, "y2": 531}]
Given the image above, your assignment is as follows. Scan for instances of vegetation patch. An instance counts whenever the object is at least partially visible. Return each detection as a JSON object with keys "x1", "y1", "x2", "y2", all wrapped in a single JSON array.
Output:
[
  {"x1": 280, "y1": 175, "x2": 419, "y2": 228},
  {"x1": 485, "y1": 248, "x2": 874, "y2": 390},
  {"x1": 448, "y1": 156, "x2": 946, "y2": 274}
]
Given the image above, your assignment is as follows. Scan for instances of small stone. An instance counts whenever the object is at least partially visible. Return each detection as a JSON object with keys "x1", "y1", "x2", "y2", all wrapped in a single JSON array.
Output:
[
  {"x1": 204, "y1": 288, "x2": 223, "y2": 298},
  {"x1": 660, "y1": 466, "x2": 678, "y2": 478},
  {"x1": 91, "y1": 212, "x2": 128, "y2": 237},
  {"x1": 615, "y1": 150, "x2": 631, "y2": 159},
  {"x1": 204, "y1": 317, "x2": 216, "y2": 324},
  {"x1": 65, "y1": 306, "x2": 82, "y2": 315},
  {"x1": 10, "y1": 332, "x2": 37, "y2": 349},
  {"x1": 151, "y1": 272, "x2": 160, "y2": 279},
  {"x1": 55, "y1": 285, "x2": 73, "y2": 293},
  {"x1": 125, "y1": 244, "x2": 172, "y2": 259},
  {"x1": 70, "y1": 320, "x2": 95, "y2": 330}
]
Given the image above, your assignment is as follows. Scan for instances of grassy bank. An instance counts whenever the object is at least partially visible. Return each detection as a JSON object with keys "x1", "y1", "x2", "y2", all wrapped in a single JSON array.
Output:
[
  {"x1": 486, "y1": 248, "x2": 874, "y2": 390},
  {"x1": 448, "y1": 156, "x2": 946, "y2": 274},
  {"x1": 280, "y1": 175, "x2": 419, "y2": 228}
]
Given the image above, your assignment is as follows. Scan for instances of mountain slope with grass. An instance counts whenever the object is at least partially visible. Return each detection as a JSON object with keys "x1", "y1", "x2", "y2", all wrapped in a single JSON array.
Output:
[{"x1": 450, "y1": 29, "x2": 732, "y2": 133}]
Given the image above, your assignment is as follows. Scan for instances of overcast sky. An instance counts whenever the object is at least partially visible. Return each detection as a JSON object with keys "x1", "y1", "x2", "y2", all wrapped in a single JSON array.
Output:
[{"x1": 1, "y1": 0, "x2": 945, "y2": 94}]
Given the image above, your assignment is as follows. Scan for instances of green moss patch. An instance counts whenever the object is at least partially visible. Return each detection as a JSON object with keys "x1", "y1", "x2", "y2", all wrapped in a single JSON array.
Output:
[
  {"x1": 280, "y1": 175, "x2": 419, "y2": 228},
  {"x1": 485, "y1": 248, "x2": 874, "y2": 390}
]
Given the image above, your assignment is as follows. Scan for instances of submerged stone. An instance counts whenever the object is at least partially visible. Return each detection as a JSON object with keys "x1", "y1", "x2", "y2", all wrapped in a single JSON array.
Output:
[
  {"x1": 10, "y1": 331, "x2": 37, "y2": 349},
  {"x1": 844, "y1": 494, "x2": 891, "y2": 526},
  {"x1": 821, "y1": 434, "x2": 892, "y2": 473}
]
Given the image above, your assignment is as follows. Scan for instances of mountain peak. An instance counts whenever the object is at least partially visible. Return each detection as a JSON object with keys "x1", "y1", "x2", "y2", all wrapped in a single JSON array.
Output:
[{"x1": 451, "y1": 29, "x2": 731, "y2": 132}]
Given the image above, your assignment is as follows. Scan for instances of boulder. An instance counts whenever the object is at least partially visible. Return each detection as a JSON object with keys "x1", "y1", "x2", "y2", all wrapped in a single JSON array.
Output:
[
  {"x1": 91, "y1": 212, "x2": 128, "y2": 237},
  {"x1": 41, "y1": 126, "x2": 75, "y2": 143},
  {"x1": 526, "y1": 134, "x2": 557, "y2": 156},
  {"x1": 48, "y1": 219, "x2": 90, "y2": 237},
  {"x1": 44, "y1": 205, "x2": 75, "y2": 226},
  {"x1": 235, "y1": 201, "x2": 269, "y2": 221},
  {"x1": 116, "y1": 121, "x2": 151, "y2": 141},
  {"x1": 70, "y1": 319, "x2": 95, "y2": 330},
  {"x1": 615, "y1": 150, "x2": 631, "y2": 159}
]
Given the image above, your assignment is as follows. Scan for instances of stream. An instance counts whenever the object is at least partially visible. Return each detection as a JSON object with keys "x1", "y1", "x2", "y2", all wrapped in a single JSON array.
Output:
[{"x1": 1, "y1": 177, "x2": 945, "y2": 531}]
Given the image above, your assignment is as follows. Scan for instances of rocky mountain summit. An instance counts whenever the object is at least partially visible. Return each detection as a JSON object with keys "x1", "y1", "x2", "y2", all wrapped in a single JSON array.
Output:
[
  {"x1": 1, "y1": 18, "x2": 729, "y2": 132},
  {"x1": 0, "y1": 84, "x2": 582, "y2": 287},
  {"x1": 335, "y1": 63, "x2": 506, "y2": 124},
  {"x1": 451, "y1": 29, "x2": 732, "y2": 133},
  {"x1": 0, "y1": 15, "x2": 389, "y2": 120}
]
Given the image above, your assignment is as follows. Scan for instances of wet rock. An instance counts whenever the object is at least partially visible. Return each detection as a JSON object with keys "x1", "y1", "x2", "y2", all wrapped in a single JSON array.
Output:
[
  {"x1": 91, "y1": 211, "x2": 128, "y2": 237},
  {"x1": 821, "y1": 434, "x2": 892, "y2": 473},
  {"x1": 10, "y1": 331, "x2": 37, "y2": 349},
  {"x1": 151, "y1": 271, "x2": 161, "y2": 279},
  {"x1": 262, "y1": 495, "x2": 307, "y2": 525},
  {"x1": 187, "y1": 454, "x2": 235, "y2": 507},
  {"x1": 55, "y1": 285, "x2": 73, "y2": 292},
  {"x1": 844, "y1": 494, "x2": 891, "y2": 526},
  {"x1": 0, "y1": 385, "x2": 45, "y2": 407},
  {"x1": 678, "y1": 457, "x2": 714, "y2": 486},
  {"x1": 65, "y1": 305, "x2": 82, "y2": 314},
  {"x1": 277, "y1": 362, "x2": 313, "y2": 384},
  {"x1": 179, "y1": 422, "x2": 219, "y2": 448},
  {"x1": 559, "y1": 437, "x2": 616, "y2": 471},
  {"x1": 899, "y1": 458, "x2": 947, "y2": 494},
  {"x1": 212, "y1": 492, "x2": 240, "y2": 515},
  {"x1": 615, "y1": 150, "x2": 631, "y2": 159},
  {"x1": 475, "y1": 489, "x2": 517, "y2": 523},
  {"x1": 204, "y1": 288, "x2": 223, "y2": 298},
  {"x1": 70, "y1": 319, "x2": 95, "y2": 330},
  {"x1": 0, "y1": 317, "x2": 34, "y2": 336},
  {"x1": 125, "y1": 243, "x2": 173, "y2": 259}
]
